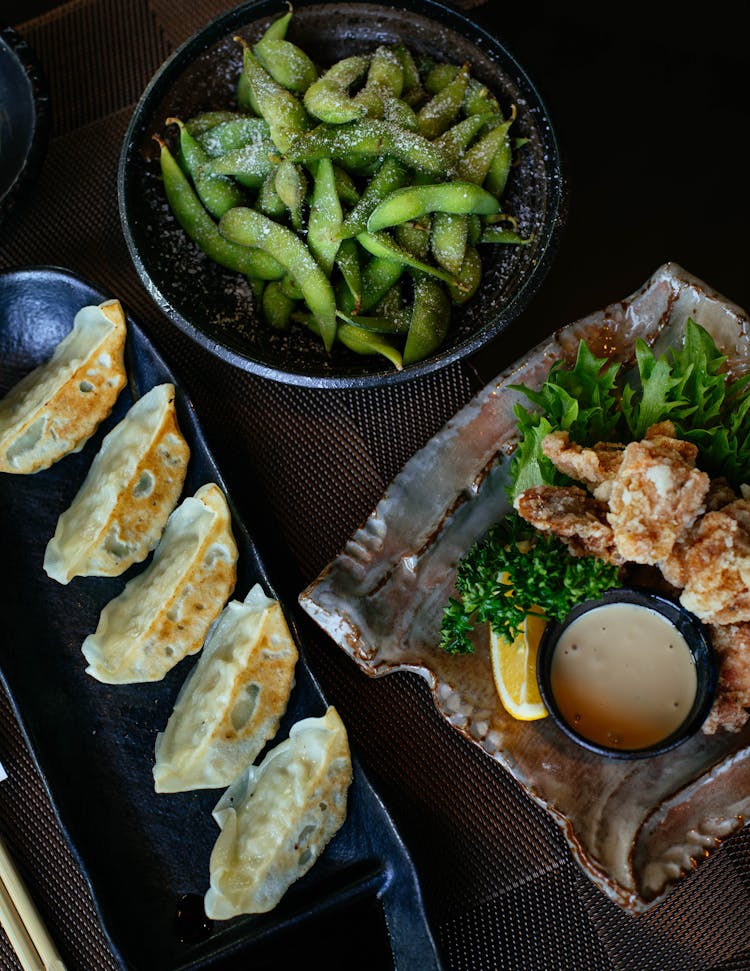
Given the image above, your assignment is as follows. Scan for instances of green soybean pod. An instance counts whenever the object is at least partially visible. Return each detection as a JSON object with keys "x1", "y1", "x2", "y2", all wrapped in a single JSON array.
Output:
[
  {"x1": 416, "y1": 64, "x2": 469, "y2": 139},
  {"x1": 197, "y1": 134, "x2": 276, "y2": 186},
  {"x1": 307, "y1": 157, "x2": 343, "y2": 275},
  {"x1": 220, "y1": 206, "x2": 338, "y2": 352},
  {"x1": 358, "y1": 254, "x2": 405, "y2": 313},
  {"x1": 257, "y1": 171, "x2": 287, "y2": 218},
  {"x1": 446, "y1": 244, "x2": 482, "y2": 304},
  {"x1": 238, "y1": 42, "x2": 309, "y2": 153},
  {"x1": 338, "y1": 308, "x2": 410, "y2": 334},
  {"x1": 332, "y1": 165, "x2": 360, "y2": 207},
  {"x1": 366, "y1": 182, "x2": 500, "y2": 232},
  {"x1": 458, "y1": 117, "x2": 513, "y2": 186},
  {"x1": 334, "y1": 238, "x2": 362, "y2": 312},
  {"x1": 155, "y1": 137, "x2": 284, "y2": 280},
  {"x1": 339, "y1": 156, "x2": 407, "y2": 239},
  {"x1": 196, "y1": 116, "x2": 272, "y2": 157},
  {"x1": 436, "y1": 112, "x2": 496, "y2": 165},
  {"x1": 169, "y1": 117, "x2": 246, "y2": 219},
  {"x1": 357, "y1": 231, "x2": 459, "y2": 290},
  {"x1": 394, "y1": 219, "x2": 431, "y2": 259},
  {"x1": 403, "y1": 274, "x2": 451, "y2": 365},
  {"x1": 484, "y1": 133, "x2": 513, "y2": 197},
  {"x1": 262, "y1": 279, "x2": 297, "y2": 330},
  {"x1": 286, "y1": 119, "x2": 451, "y2": 177},
  {"x1": 254, "y1": 38, "x2": 318, "y2": 93},
  {"x1": 274, "y1": 158, "x2": 307, "y2": 230},
  {"x1": 430, "y1": 212, "x2": 468, "y2": 276},
  {"x1": 253, "y1": 6, "x2": 317, "y2": 93},
  {"x1": 334, "y1": 321, "x2": 403, "y2": 369},
  {"x1": 480, "y1": 226, "x2": 531, "y2": 245},
  {"x1": 303, "y1": 55, "x2": 371, "y2": 124},
  {"x1": 186, "y1": 111, "x2": 247, "y2": 137}
]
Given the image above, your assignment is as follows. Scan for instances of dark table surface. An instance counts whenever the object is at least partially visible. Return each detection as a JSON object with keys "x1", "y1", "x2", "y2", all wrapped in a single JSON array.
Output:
[{"x1": 1, "y1": 1, "x2": 749, "y2": 970}]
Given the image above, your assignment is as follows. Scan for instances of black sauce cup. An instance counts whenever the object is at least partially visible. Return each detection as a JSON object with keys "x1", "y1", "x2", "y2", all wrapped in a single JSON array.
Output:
[{"x1": 536, "y1": 587, "x2": 718, "y2": 760}]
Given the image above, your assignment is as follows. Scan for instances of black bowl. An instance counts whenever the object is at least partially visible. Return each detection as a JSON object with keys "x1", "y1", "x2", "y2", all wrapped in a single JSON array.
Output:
[
  {"x1": 0, "y1": 25, "x2": 49, "y2": 226},
  {"x1": 536, "y1": 587, "x2": 718, "y2": 760},
  {"x1": 118, "y1": 0, "x2": 564, "y2": 388}
]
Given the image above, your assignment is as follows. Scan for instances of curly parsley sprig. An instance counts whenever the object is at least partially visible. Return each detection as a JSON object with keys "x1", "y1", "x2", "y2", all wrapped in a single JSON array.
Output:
[{"x1": 440, "y1": 515, "x2": 622, "y2": 655}]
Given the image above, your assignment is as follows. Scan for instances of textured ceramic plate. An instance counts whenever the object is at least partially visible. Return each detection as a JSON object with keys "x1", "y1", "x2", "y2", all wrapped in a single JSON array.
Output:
[
  {"x1": 0, "y1": 26, "x2": 49, "y2": 224},
  {"x1": 118, "y1": 0, "x2": 564, "y2": 388},
  {"x1": 300, "y1": 262, "x2": 750, "y2": 913},
  {"x1": 0, "y1": 266, "x2": 442, "y2": 971}
]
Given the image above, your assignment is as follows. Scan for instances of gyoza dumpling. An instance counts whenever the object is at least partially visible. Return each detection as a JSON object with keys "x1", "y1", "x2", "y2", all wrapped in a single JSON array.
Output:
[
  {"x1": 81, "y1": 482, "x2": 238, "y2": 683},
  {"x1": 204, "y1": 706, "x2": 352, "y2": 919},
  {"x1": 153, "y1": 583, "x2": 298, "y2": 791},
  {"x1": 0, "y1": 300, "x2": 127, "y2": 474},
  {"x1": 44, "y1": 382, "x2": 190, "y2": 583}
]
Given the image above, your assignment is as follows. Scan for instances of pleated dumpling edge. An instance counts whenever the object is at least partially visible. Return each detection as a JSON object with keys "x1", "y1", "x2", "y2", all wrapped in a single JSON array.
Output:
[
  {"x1": 0, "y1": 299, "x2": 127, "y2": 474},
  {"x1": 204, "y1": 706, "x2": 352, "y2": 919},
  {"x1": 43, "y1": 382, "x2": 190, "y2": 583},
  {"x1": 82, "y1": 481, "x2": 238, "y2": 683},
  {"x1": 152, "y1": 582, "x2": 298, "y2": 792}
]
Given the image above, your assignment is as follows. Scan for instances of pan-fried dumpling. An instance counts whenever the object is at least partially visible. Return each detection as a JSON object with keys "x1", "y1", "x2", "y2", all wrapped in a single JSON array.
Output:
[
  {"x1": 0, "y1": 300, "x2": 127, "y2": 474},
  {"x1": 44, "y1": 382, "x2": 190, "y2": 583},
  {"x1": 204, "y1": 706, "x2": 352, "y2": 919},
  {"x1": 81, "y1": 482, "x2": 238, "y2": 683},
  {"x1": 153, "y1": 583, "x2": 298, "y2": 792}
]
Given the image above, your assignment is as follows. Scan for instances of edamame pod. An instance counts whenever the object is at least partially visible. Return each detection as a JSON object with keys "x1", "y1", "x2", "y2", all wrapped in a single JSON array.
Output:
[
  {"x1": 274, "y1": 159, "x2": 307, "y2": 230},
  {"x1": 254, "y1": 6, "x2": 318, "y2": 93},
  {"x1": 366, "y1": 181, "x2": 500, "y2": 232},
  {"x1": 403, "y1": 274, "x2": 451, "y2": 365},
  {"x1": 155, "y1": 137, "x2": 284, "y2": 279},
  {"x1": 197, "y1": 116, "x2": 272, "y2": 157},
  {"x1": 197, "y1": 133, "x2": 276, "y2": 185},
  {"x1": 430, "y1": 212, "x2": 468, "y2": 276},
  {"x1": 303, "y1": 55, "x2": 371, "y2": 124},
  {"x1": 339, "y1": 156, "x2": 407, "y2": 239},
  {"x1": 458, "y1": 116, "x2": 514, "y2": 185},
  {"x1": 238, "y1": 42, "x2": 310, "y2": 153},
  {"x1": 446, "y1": 244, "x2": 482, "y2": 303},
  {"x1": 357, "y1": 231, "x2": 461, "y2": 289},
  {"x1": 417, "y1": 64, "x2": 469, "y2": 139},
  {"x1": 307, "y1": 158, "x2": 343, "y2": 274},
  {"x1": 169, "y1": 118, "x2": 246, "y2": 219},
  {"x1": 480, "y1": 226, "x2": 531, "y2": 245},
  {"x1": 286, "y1": 120, "x2": 451, "y2": 177},
  {"x1": 334, "y1": 238, "x2": 362, "y2": 312},
  {"x1": 262, "y1": 280, "x2": 297, "y2": 330},
  {"x1": 186, "y1": 111, "x2": 246, "y2": 137},
  {"x1": 219, "y1": 206, "x2": 337, "y2": 352}
]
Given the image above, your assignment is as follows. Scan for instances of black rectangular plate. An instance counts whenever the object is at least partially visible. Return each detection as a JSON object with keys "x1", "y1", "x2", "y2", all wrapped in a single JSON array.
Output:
[{"x1": 0, "y1": 266, "x2": 443, "y2": 971}]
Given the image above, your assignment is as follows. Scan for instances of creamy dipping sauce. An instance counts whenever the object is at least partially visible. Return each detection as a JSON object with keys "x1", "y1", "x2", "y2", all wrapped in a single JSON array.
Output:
[{"x1": 550, "y1": 603, "x2": 697, "y2": 750}]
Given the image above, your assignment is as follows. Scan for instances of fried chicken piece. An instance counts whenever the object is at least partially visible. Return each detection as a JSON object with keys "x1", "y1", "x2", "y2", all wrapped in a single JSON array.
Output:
[
  {"x1": 679, "y1": 500, "x2": 750, "y2": 625},
  {"x1": 514, "y1": 485, "x2": 623, "y2": 564},
  {"x1": 541, "y1": 431, "x2": 624, "y2": 500},
  {"x1": 702, "y1": 623, "x2": 750, "y2": 734},
  {"x1": 607, "y1": 432, "x2": 709, "y2": 565}
]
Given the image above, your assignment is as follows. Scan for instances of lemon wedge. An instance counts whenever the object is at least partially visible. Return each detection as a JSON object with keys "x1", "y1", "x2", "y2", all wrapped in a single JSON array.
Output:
[{"x1": 489, "y1": 612, "x2": 548, "y2": 721}]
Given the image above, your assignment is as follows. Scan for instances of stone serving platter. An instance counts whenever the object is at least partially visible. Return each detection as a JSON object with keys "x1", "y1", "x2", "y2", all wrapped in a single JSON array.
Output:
[{"x1": 299, "y1": 262, "x2": 750, "y2": 912}]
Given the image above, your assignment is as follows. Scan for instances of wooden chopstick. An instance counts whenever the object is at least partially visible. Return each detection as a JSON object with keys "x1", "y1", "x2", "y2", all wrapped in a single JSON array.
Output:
[{"x1": 0, "y1": 835, "x2": 66, "y2": 970}]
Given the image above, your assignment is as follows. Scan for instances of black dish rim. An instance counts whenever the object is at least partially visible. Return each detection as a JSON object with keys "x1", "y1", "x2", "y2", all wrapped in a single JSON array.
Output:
[{"x1": 0, "y1": 24, "x2": 50, "y2": 225}]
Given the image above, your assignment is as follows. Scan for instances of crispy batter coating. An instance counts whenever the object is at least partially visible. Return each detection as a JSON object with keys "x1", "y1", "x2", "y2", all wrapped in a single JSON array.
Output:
[
  {"x1": 679, "y1": 500, "x2": 750, "y2": 625},
  {"x1": 702, "y1": 623, "x2": 750, "y2": 734},
  {"x1": 541, "y1": 430, "x2": 624, "y2": 497},
  {"x1": 514, "y1": 485, "x2": 623, "y2": 564},
  {"x1": 607, "y1": 434, "x2": 709, "y2": 565}
]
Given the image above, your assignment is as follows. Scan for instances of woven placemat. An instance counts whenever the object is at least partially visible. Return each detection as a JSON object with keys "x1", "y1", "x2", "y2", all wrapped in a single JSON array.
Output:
[{"x1": 2, "y1": 2, "x2": 750, "y2": 969}]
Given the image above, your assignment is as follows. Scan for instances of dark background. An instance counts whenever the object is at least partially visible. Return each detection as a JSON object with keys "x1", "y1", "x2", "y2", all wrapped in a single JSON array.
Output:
[{"x1": 2, "y1": 1, "x2": 749, "y2": 969}]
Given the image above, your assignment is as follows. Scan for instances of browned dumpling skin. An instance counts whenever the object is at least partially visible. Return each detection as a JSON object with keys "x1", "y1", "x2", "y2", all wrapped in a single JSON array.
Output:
[
  {"x1": 44, "y1": 383, "x2": 190, "y2": 583},
  {"x1": 82, "y1": 483, "x2": 238, "y2": 684},
  {"x1": 0, "y1": 300, "x2": 127, "y2": 474}
]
